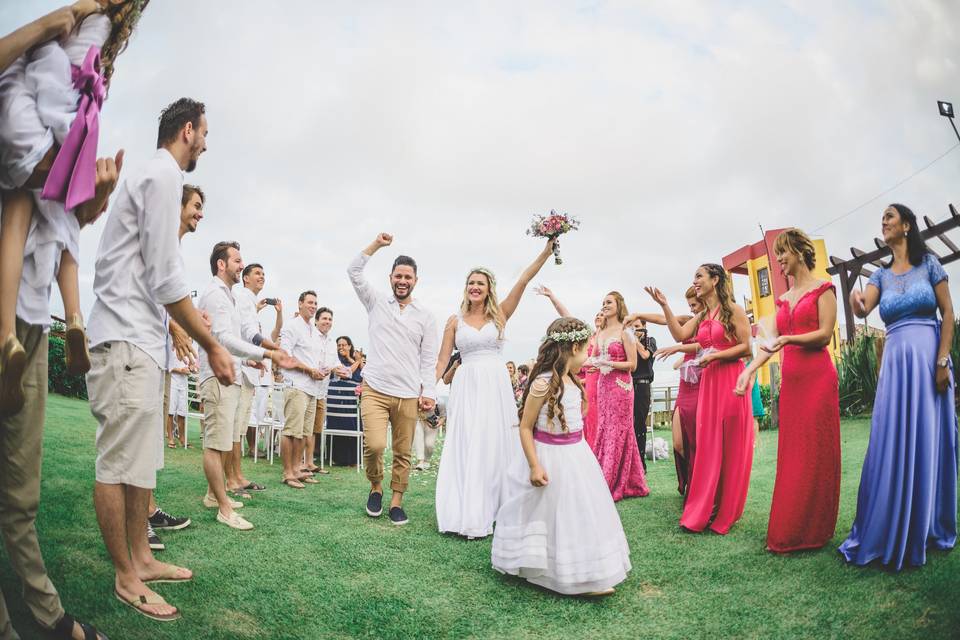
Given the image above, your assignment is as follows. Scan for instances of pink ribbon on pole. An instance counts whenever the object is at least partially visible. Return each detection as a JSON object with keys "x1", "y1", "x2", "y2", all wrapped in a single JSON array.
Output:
[{"x1": 41, "y1": 45, "x2": 105, "y2": 210}]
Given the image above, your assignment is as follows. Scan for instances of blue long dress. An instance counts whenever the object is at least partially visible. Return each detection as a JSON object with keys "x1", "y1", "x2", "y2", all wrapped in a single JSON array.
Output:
[{"x1": 838, "y1": 253, "x2": 958, "y2": 570}]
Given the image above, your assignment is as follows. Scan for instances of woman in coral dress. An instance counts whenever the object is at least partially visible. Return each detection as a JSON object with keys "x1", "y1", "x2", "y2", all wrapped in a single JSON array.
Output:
[
  {"x1": 591, "y1": 292, "x2": 648, "y2": 501},
  {"x1": 738, "y1": 228, "x2": 841, "y2": 553},
  {"x1": 647, "y1": 264, "x2": 754, "y2": 534},
  {"x1": 581, "y1": 313, "x2": 603, "y2": 448}
]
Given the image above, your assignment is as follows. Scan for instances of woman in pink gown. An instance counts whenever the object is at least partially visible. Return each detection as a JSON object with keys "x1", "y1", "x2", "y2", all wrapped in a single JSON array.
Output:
[
  {"x1": 591, "y1": 292, "x2": 649, "y2": 501},
  {"x1": 647, "y1": 265, "x2": 754, "y2": 533}
]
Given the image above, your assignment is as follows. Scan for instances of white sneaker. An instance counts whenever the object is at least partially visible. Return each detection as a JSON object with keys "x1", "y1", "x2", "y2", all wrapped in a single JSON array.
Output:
[
  {"x1": 217, "y1": 511, "x2": 253, "y2": 531},
  {"x1": 203, "y1": 495, "x2": 243, "y2": 509}
]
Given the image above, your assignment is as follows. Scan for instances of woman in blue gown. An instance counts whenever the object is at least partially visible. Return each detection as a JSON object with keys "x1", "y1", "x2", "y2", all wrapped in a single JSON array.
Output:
[{"x1": 839, "y1": 204, "x2": 957, "y2": 570}]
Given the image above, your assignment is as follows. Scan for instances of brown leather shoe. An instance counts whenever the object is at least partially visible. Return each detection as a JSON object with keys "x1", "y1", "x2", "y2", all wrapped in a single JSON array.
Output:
[
  {"x1": 64, "y1": 313, "x2": 91, "y2": 375},
  {"x1": 0, "y1": 333, "x2": 27, "y2": 416}
]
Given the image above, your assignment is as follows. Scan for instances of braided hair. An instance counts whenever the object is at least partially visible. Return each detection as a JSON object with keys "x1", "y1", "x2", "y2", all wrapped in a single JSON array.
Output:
[{"x1": 517, "y1": 317, "x2": 589, "y2": 432}]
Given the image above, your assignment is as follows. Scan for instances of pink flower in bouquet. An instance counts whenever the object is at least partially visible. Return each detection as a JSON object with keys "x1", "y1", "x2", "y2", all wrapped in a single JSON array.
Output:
[{"x1": 527, "y1": 210, "x2": 580, "y2": 264}]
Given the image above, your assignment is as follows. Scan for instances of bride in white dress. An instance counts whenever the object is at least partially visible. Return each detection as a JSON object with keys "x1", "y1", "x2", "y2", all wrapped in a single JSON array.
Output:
[{"x1": 434, "y1": 239, "x2": 555, "y2": 538}]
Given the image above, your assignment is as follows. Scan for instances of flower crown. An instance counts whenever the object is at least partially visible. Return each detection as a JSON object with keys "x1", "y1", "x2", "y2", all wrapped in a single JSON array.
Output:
[
  {"x1": 467, "y1": 267, "x2": 497, "y2": 288},
  {"x1": 542, "y1": 327, "x2": 591, "y2": 344}
]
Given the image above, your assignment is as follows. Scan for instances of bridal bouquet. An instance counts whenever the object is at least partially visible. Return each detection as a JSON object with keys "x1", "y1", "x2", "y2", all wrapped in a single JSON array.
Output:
[{"x1": 527, "y1": 210, "x2": 580, "y2": 264}]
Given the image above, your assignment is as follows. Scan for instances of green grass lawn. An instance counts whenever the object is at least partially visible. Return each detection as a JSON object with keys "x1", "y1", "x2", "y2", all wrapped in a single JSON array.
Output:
[{"x1": 2, "y1": 394, "x2": 958, "y2": 639}]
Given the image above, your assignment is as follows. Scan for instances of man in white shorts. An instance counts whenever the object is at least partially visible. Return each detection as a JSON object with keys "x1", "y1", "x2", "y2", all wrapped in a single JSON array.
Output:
[{"x1": 166, "y1": 346, "x2": 191, "y2": 448}]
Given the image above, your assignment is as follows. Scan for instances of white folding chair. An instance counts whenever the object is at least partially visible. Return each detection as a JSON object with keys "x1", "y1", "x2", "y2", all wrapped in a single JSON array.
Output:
[
  {"x1": 185, "y1": 374, "x2": 203, "y2": 449},
  {"x1": 320, "y1": 382, "x2": 363, "y2": 472}
]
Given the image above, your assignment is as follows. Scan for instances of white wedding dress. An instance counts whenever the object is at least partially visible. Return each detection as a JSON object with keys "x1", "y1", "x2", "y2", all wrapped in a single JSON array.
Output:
[
  {"x1": 491, "y1": 374, "x2": 632, "y2": 594},
  {"x1": 435, "y1": 317, "x2": 518, "y2": 538}
]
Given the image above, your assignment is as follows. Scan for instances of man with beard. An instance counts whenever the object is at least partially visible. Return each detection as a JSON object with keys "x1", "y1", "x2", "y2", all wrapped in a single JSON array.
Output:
[
  {"x1": 348, "y1": 233, "x2": 438, "y2": 525},
  {"x1": 198, "y1": 242, "x2": 294, "y2": 530},
  {"x1": 86, "y1": 98, "x2": 234, "y2": 622}
]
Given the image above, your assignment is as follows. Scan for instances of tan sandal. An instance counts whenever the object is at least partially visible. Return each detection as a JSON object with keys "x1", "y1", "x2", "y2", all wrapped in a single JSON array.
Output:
[
  {"x1": 64, "y1": 314, "x2": 91, "y2": 376},
  {"x1": 0, "y1": 333, "x2": 27, "y2": 417},
  {"x1": 281, "y1": 477, "x2": 304, "y2": 489},
  {"x1": 114, "y1": 589, "x2": 181, "y2": 621}
]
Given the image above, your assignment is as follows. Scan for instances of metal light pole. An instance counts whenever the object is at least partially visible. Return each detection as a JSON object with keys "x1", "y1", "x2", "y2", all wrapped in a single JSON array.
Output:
[{"x1": 939, "y1": 101, "x2": 960, "y2": 144}]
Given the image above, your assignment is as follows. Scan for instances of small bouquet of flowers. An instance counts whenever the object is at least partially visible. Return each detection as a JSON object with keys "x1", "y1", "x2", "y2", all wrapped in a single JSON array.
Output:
[
  {"x1": 679, "y1": 347, "x2": 716, "y2": 384},
  {"x1": 526, "y1": 210, "x2": 580, "y2": 264}
]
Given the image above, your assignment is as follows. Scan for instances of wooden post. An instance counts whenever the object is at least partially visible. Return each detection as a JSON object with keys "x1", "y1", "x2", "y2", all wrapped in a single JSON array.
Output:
[{"x1": 769, "y1": 362, "x2": 780, "y2": 429}]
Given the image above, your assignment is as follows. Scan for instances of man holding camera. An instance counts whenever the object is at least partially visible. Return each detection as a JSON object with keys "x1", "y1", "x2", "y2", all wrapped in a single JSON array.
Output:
[
  {"x1": 235, "y1": 263, "x2": 283, "y2": 467},
  {"x1": 631, "y1": 318, "x2": 657, "y2": 470}
]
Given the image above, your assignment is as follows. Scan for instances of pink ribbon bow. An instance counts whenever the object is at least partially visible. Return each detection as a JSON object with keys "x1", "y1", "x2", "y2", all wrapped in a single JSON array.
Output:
[{"x1": 41, "y1": 45, "x2": 105, "y2": 210}]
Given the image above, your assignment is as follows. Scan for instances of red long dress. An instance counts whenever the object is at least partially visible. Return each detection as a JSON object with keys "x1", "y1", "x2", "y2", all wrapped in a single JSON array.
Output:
[
  {"x1": 673, "y1": 337, "x2": 700, "y2": 496},
  {"x1": 767, "y1": 282, "x2": 841, "y2": 552},
  {"x1": 680, "y1": 309, "x2": 754, "y2": 534}
]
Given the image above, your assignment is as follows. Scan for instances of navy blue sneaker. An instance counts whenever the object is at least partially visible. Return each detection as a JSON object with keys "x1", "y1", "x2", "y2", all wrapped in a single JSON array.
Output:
[
  {"x1": 366, "y1": 491, "x2": 383, "y2": 517},
  {"x1": 389, "y1": 506, "x2": 409, "y2": 526}
]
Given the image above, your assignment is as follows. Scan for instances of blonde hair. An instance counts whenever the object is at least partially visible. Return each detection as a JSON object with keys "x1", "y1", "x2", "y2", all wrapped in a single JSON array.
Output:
[
  {"x1": 601, "y1": 291, "x2": 628, "y2": 329},
  {"x1": 460, "y1": 268, "x2": 505, "y2": 339},
  {"x1": 773, "y1": 228, "x2": 817, "y2": 271},
  {"x1": 519, "y1": 317, "x2": 589, "y2": 432}
]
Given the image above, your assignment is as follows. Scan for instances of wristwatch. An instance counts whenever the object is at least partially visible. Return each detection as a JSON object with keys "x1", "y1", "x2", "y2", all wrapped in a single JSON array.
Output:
[{"x1": 938, "y1": 356, "x2": 950, "y2": 368}]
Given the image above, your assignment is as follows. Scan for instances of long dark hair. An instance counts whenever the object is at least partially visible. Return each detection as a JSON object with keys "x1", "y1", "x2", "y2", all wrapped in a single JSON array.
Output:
[
  {"x1": 336, "y1": 336, "x2": 356, "y2": 361},
  {"x1": 885, "y1": 204, "x2": 930, "y2": 267},
  {"x1": 693, "y1": 263, "x2": 737, "y2": 338},
  {"x1": 517, "y1": 317, "x2": 588, "y2": 432}
]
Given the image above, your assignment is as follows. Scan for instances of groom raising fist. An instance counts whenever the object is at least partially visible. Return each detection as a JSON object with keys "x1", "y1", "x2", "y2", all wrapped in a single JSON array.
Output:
[{"x1": 348, "y1": 233, "x2": 439, "y2": 525}]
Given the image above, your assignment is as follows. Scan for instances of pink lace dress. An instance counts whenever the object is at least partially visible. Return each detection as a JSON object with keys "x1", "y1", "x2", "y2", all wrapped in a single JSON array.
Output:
[{"x1": 591, "y1": 338, "x2": 649, "y2": 501}]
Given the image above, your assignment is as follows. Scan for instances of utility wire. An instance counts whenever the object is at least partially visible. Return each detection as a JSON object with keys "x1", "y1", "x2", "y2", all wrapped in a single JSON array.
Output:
[{"x1": 813, "y1": 142, "x2": 960, "y2": 233}]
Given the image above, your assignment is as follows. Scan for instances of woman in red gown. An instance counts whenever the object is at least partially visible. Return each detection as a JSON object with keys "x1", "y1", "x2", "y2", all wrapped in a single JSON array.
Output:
[
  {"x1": 737, "y1": 228, "x2": 841, "y2": 552},
  {"x1": 647, "y1": 265, "x2": 754, "y2": 534},
  {"x1": 581, "y1": 313, "x2": 604, "y2": 448}
]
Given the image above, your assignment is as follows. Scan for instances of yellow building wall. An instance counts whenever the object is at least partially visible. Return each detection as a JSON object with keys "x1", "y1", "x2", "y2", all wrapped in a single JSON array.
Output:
[{"x1": 734, "y1": 239, "x2": 840, "y2": 387}]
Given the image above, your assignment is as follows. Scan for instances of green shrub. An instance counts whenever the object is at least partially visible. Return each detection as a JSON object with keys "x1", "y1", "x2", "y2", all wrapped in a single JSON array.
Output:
[
  {"x1": 836, "y1": 332, "x2": 882, "y2": 417},
  {"x1": 757, "y1": 383, "x2": 773, "y2": 430},
  {"x1": 47, "y1": 322, "x2": 87, "y2": 399}
]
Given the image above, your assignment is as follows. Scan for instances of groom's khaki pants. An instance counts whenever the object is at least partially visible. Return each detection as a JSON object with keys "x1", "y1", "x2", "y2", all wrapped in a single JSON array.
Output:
[
  {"x1": 359, "y1": 385, "x2": 418, "y2": 493},
  {"x1": 0, "y1": 319, "x2": 65, "y2": 639}
]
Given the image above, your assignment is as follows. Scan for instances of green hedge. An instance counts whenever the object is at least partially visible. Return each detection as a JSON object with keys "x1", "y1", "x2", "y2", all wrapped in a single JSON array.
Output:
[{"x1": 47, "y1": 322, "x2": 87, "y2": 400}]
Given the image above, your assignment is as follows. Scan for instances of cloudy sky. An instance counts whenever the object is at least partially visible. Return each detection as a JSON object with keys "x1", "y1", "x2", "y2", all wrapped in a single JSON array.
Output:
[{"x1": 3, "y1": 0, "x2": 959, "y2": 371}]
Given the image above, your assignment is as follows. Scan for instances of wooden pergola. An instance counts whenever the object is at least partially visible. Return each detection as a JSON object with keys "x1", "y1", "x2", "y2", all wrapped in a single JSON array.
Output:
[{"x1": 827, "y1": 204, "x2": 960, "y2": 342}]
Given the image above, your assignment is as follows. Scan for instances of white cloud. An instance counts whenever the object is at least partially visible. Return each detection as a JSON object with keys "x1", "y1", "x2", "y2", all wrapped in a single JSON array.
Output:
[{"x1": 2, "y1": 0, "x2": 958, "y2": 369}]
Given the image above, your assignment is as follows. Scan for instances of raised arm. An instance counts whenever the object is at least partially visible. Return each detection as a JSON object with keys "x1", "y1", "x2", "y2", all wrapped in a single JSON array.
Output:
[
  {"x1": 501, "y1": 239, "x2": 555, "y2": 321},
  {"x1": 624, "y1": 311, "x2": 694, "y2": 326},
  {"x1": 536, "y1": 285, "x2": 572, "y2": 318},
  {"x1": 0, "y1": 3, "x2": 89, "y2": 73},
  {"x1": 270, "y1": 299, "x2": 283, "y2": 345},
  {"x1": 644, "y1": 287, "x2": 698, "y2": 342},
  {"x1": 435, "y1": 315, "x2": 457, "y2": 382},
  {"x1": 348, "y1": 233, "x2": 392, "y2": 311}
]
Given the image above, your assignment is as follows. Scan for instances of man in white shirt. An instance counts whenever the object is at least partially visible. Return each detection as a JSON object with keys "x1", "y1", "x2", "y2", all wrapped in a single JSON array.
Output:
[
  {"x1": 347, "y1": 233, "x2": 439, "y2": 525},
  {"x1": 198, "y1": 242, "x2": 294, "y2": 530},
  {"x1": 304, "y1": 306, "x2": 345, "y2": 473},
  {"x1": 278, "y1": 291, "x2": 329, "y2": 488},
  {"x1": 234, "y1": 263, "x2": 282, "y2": 469},
  {"x1": 86, "y1": 98, "x2": 234, "y2": 622}
]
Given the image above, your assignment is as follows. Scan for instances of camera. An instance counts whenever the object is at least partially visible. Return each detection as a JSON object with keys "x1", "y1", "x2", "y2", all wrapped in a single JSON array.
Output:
[{"x1": 264, "y1": 298, "x2": 278, "y2": 306}]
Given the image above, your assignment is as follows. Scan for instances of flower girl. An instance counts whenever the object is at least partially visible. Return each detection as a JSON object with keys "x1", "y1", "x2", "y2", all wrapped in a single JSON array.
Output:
[
  {"x1": 491, "y1": 317, "x2": 631, "y2": 596},
  {"x1": 0, "y1": 0, "x2": 148, "y2": 415}
]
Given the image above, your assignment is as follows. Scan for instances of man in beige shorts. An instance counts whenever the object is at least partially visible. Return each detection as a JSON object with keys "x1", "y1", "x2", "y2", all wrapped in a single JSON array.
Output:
[
  {"x1": 279, "y1": 291, "x2": 327, "y2": 488},
  {"x1": 304, "y1": 306, "x2": 343, "y2": 474},
  {"x1": 87, "y1": 99, "x2": 235, "y2": 622},
  {"x1": 198, "y1": 242, "x2": 295, "y2": 530}
]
